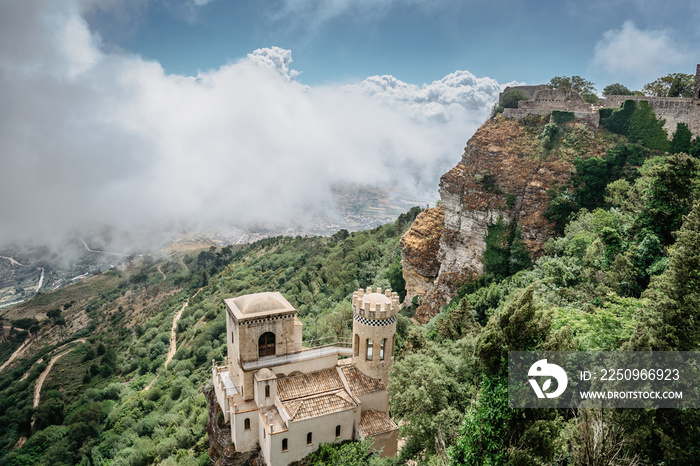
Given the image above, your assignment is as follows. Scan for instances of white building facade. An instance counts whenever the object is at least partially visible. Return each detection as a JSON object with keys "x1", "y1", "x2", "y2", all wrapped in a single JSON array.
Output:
[{"x1": 212, "y1": 288, "x2": 399, "y2": 466}]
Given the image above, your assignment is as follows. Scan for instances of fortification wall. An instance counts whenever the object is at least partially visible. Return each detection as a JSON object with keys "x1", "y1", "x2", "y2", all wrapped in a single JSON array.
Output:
[
  {"x1": 599, "y1": 96, "x2": 700, "y2": 137},
  {"x1": 503, "y1": 107, "x2": 599, "y2": 128},
  {"x1": 518, "y1": 88, "x2": 591, "y2": 112},
  {"x1": 499, "y1": 85, "x2": 547, "y2": 104}
]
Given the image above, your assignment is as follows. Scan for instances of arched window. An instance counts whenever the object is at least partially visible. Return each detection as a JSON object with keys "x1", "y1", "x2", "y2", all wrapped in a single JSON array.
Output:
[
  {"x1": 335, "y1": 425, "x2": 341, "y2": 437},
  {"x1": 366, "y1": 338, "x2": 373, "y2": 361},
  {"x1": 380, "y1": 338, "x2": 386, "y2": 361},
  {"x1": 391, "y1": 334, "x2": 395, "y2": 357},
  {"x1": 265, "y1": 385, "x2": 270, "y2": 398},
  {"x1": 307, "y1": 432, "x2": 313, "y2": 445},
  {"x1": 354, "y1": 334, "x2": 359, "y2": 356},
  {"x1": 259, "y1": 332, "x2": 276, "y2": 357},
  {"x1": 282, "y1": 438, "x2": 288, "y2": 451},
  {"x1": 244, "y1": 418, "x2": 250, "y2": 430}
]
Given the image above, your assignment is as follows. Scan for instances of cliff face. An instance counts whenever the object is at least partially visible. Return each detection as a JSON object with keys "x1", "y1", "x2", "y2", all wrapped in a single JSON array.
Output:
[
  {"x1": 400, "y1": 206, "x2": 444, "y2": 315},
  {"x1": 403, "y1": 116, "x2": 612, "y2": 321}
]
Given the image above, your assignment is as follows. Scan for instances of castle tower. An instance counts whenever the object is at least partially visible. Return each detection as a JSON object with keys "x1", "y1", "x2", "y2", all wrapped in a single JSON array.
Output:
[
  {"x1": 351, "y1": 286, "x2": 399, "y2": 385},
  {"x1": 695, "y1": 64, "x2": 700, "y2": 101}
]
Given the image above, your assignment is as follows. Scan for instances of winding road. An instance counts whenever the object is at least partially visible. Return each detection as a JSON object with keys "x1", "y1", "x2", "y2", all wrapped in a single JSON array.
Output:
[
  {"x1": 143, "y1": 288, "x2": 201, "y2": 391},
  {"x1": 0, "y1": 256, "x2": 25, "y2": 267},
  {"x1": 33, "y1": 339, "x2": 86, "y2": 408},
  {"x1": 0, "y1": 336, "x2": 31, "y2": 372},
  {"x1": 78, "y1": 237, "x2": 129, "y2": 257}
]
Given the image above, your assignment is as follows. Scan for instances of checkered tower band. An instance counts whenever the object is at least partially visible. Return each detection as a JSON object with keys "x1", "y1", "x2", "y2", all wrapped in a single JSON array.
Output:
[{"x1": 353, "y1": 313, "x2": 396, "y2": 327}]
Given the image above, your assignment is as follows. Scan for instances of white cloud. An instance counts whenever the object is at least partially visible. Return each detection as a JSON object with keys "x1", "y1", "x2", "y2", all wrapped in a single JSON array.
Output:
[
  {"x1": 0, "y1": 0, "x2": 503, "y2": 248},
  {"x1": 590, "y1": 21, "x2": 687, "y2": 89}
]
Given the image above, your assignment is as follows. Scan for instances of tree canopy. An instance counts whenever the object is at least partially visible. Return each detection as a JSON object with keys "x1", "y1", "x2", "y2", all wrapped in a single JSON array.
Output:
[
  {"x1": 642, "y1": 73, "x2": 694, "y2": 98},
  {"x1": 602, "y1": 83, "x2": 633, "y2": 96}
]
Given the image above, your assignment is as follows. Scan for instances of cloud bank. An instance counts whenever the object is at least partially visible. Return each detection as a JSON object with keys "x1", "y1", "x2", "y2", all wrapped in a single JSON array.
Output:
[
  {"x1": 590, "y1": 21, "x2": 687, "y2": 89},
  {"x1": 0, "y1": 0, "x2": 504, "y2": 249}
]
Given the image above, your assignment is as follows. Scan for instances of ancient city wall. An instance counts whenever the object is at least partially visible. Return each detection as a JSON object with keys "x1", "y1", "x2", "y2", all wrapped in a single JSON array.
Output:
[
  {"x1": 501, "y1": 81, "x2": 700, "y2": 137},
  {"x1": 599, "y1": 95, "x2": 700, "y2": 137}
]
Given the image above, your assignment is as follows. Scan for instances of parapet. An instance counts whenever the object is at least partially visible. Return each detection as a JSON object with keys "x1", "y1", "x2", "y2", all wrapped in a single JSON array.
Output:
[{"x1": 352, "y1": 287, "x2": 400, "y2": 320}]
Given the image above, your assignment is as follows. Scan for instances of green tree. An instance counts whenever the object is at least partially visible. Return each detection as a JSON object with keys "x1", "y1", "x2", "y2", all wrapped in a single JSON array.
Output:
[
  {"x1": 626, "y1": 101, "x2": 668, "y2": 152},
  {"x1": 500, "y1": 89, "x2": 530, "y2": 109},
  {"x1": 548, "y1": 75, "x2": 597, "y2": 102},
  {"x1": 548, "y1": 75, "x2": 595, "y2": 95},
  {"x1": 628, "y1": 200, "x2": 700, "y2": 351},
  {"x1": 476, "y1": 286, "x2": 550, "y2": 375},
  {"x1": 642, "y1": 73, "x2": 694, "y2": 98},
  {"x1": 670, "y1": 122, "x2": 692, "y2": 154},
  {"x1": 448, "y1": 377, "x2": 510, "y2": 465},
  {"x1": 637, "y1": 153, "x2": 700, "y2": 245},
  {"x1": 483, "y1": 218, "x2": 531, "y2": 279},
  {"x1": 603, "y1": 83, "x2": 633, "y2": 96}
]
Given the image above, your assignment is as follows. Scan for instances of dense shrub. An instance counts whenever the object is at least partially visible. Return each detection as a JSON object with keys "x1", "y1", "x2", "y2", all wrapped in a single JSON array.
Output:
[{"x1": 501, "y1": 89, "x2": 530, "y2": 109}]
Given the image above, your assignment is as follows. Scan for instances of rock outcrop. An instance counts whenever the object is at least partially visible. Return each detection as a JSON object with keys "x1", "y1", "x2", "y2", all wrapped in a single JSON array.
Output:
[
  {"x1": 400, "y1": 206, "x2": 443, "y2": 318},
  {"x1": 403, "y1": 116, "x2": 582, "y2": 321}
]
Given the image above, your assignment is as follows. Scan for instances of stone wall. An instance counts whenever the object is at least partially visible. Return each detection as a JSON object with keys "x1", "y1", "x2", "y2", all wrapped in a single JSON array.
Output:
[
  {"x1": 599, "y1": 95, "x2": 700, "y2": 137},
  {"x1": 502, "y1": 69, "x2": 700, "y2": 138},
  {"x1": 499, "y1": 84, "x2": 548, "y2": 104}
]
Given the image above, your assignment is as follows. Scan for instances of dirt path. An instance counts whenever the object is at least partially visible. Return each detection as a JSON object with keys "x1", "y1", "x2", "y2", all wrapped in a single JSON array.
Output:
[
  {"x1": 157, "y1": 265, "x2": 166, "y2": 280},
  {"x1": 180, "y1": 257, "x2": 189, "y2": 271},
  {"x1": 36, "y1": 267, "x2": 45, "y2": 292},
  {"x1": 33, "y1": 339, "x2": 86, "y2": 408},
  {"x1": 0, "y1": 337, "x2": 32, "y2": 372},
  {"x1": 0, "y1": 255, "x2": 25, "y2": 267},
  {"x1": 78, "y1": 237, "x2": 129, "y2": 257},
  {"x1": 143, "y1": 289, "x2": 201, "y2": 391}
]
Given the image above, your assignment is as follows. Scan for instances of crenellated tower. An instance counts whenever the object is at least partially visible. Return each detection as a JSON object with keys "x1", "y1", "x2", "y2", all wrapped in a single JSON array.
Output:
[{"x1": 351, "y1": 286, "x2": 399, "y2": 385}]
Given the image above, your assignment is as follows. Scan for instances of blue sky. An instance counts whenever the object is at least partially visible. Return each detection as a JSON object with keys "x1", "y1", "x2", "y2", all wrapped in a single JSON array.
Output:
[
  {"x1": 0, "y1": 0, "x2": 699, "y2": 246},
  {"x1": 86, "y1": 0, "x2": 700, "y2": 89}
]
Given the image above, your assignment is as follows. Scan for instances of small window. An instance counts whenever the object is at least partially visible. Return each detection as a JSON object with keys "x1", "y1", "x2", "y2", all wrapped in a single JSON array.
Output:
[
  {"x1": 265, "y1": 385, "x2": 270, "y2": 398},
  {"x1": 282, "y1": 438, "x2": 288, "y2": 452},
  {"x1": 259, "y1": 332, "x2": 276, "y2": 357},
  {"x1": 307, "y1": 432, "x2": 312, "y2": 445},
  {"x1": 354, "y1": 334, "x2": 359, "y2": 356},
  {"x1": 244, "y1": 418, "x2": 250, "y2": 430},
  {"x1": 380, "y1": 338, "x2": 386, "y2": 361},
  {"x1": 366, "y1": 338, "x2": 373, "y2": 361},
  {"x1": 335, "y1": 425, "x2": 341, "y2": 437}
]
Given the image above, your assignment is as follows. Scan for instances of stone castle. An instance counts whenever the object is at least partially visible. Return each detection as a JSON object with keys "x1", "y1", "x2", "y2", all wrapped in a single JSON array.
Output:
[
  {"x1": 501, "y1": 64, "x2": 700, "y2": 137},
  {"x1": 212, "y1": 288, "x2": 399, "y2": 466}
]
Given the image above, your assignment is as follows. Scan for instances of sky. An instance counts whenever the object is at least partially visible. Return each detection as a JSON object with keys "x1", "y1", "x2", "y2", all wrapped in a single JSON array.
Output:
[{"x1": 1, "y1": 0, "x2": 699, "y2": 250}]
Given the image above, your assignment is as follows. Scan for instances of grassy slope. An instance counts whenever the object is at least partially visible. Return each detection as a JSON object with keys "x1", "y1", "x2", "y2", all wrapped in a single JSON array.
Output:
[{"x1": 0, "y1": 210, "x2": 419, "y2": 465}]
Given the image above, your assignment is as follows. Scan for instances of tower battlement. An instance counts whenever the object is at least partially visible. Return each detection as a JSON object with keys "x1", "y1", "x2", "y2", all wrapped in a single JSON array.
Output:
[{"x1": 352, "y1": 286, "x2": 400, "y2": 320}]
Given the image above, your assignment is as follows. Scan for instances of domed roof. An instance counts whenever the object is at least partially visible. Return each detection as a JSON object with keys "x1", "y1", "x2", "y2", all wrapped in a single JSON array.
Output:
[
  {"x1": 256, "y1": 368, "x2": 276, "y2": 380},
  {"x1": 235, "y1": 293, "x2": 285, "y2": 314},
  {"x1": 226, "y1": 291, "x2": 296, "y2": 319}
]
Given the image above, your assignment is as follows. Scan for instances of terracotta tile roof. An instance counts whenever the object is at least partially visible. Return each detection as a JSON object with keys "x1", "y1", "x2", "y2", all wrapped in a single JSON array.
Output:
[
  {"x1": 277, "y1": 368, "x2": 343, "y2": 401},
  {"x1": 341, "y1": 365, "x2": 386, "y2": 396},
  {"x1": 359, "y1": 410, "x2": 398, "y2": 436},
  {"x1": 281, "y1": 390, "x2": 356, "y2": 421}
]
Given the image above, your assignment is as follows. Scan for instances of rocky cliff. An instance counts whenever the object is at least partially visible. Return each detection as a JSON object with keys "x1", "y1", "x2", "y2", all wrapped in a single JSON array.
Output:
[
  {"x1": 400, "y1": 206, "x2": 443, "y2": 311},
  {"x1": 402, "y1": 115, "x2": 618, "y2": 321}
]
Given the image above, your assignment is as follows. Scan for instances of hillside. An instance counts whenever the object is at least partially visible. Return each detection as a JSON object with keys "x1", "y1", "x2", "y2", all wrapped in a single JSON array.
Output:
[
  {"x1": 2, "y1": 98, "x2": 700, "y2": 466},
  {"x1": 0, "y1": 212, "x2": 419, "y2": 465},
  {"x1": 402, "y1": 115, "x2": 628, "y2": 321},
  {"x1": 391, "y1": 105, "x2": 700, "y2": 465}
]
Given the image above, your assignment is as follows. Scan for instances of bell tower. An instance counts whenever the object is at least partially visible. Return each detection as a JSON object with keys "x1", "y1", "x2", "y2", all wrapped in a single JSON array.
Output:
[{"x1": 351, "y1": 286, "x2": 399, "y2": 385}]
